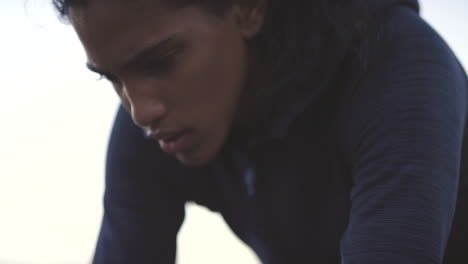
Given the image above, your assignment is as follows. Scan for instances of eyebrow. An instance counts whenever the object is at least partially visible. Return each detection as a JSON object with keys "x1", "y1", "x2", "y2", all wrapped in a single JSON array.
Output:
[{"x1": 86, "y1": 34, "x2": 178, "y2": 75}]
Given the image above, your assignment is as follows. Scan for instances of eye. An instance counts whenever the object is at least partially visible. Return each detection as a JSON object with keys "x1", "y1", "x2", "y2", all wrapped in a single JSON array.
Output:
[
  {"x1": 143, "y1": 49, "x2": 179, "y2": 76},
  {"x1": 146, "y1": 58, "x2": 174, "y2": 75}
]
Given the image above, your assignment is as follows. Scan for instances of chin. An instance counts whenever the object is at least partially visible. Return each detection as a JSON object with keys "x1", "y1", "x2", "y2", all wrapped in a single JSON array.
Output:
[
  {"x1": 174, "y1": 148, "x2": 220, "y2": 167},
  {"x1": 175, "y1": 155, "x2": 211, "y2": 167}
]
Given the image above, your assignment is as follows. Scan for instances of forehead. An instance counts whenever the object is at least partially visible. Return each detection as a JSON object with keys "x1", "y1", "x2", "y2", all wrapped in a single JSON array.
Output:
[
  {"x1": 69, "y1": 0, "x2": 185, "y2": 69},
  {"x1": 69, "y1": 0, "x2": 168, "y2": 36}
]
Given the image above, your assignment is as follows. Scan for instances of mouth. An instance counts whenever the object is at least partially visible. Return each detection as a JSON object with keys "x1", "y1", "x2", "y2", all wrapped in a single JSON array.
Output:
[{"x1": 150, "y1": 130, "x2": 191, "y2": 154}]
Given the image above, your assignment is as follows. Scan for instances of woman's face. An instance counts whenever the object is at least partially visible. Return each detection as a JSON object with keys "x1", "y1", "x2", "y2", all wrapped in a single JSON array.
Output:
[{"x1": 70, "y1": 0, "x2": 256, "y2": 166}]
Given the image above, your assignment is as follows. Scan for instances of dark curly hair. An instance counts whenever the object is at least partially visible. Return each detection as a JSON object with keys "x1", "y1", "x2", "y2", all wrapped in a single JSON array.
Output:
[
  {"x1": 53, "y1": 0, "x2": 376, "y2": 104},
  {"x1": 53, "y1": 0, "x2": 236, "y2": 17}
]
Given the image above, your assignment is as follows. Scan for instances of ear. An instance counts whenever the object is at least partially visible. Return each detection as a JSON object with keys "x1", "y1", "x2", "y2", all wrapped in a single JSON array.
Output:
[{"x1": 231, "y1": 0, "x2": 267, "y2": 39}]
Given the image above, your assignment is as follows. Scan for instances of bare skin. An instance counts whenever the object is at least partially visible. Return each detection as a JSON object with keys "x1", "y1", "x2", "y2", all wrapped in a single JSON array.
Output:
[{"x1": 69, "y1": 0, "x2": 267, "y2": 166}]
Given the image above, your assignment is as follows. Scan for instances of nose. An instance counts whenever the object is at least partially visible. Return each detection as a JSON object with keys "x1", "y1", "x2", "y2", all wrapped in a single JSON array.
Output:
[
  {"x1": 130, "y1": 100, "x2": 166, "y2": 129},
  {"x1": 121, "y1": 84, "x2": 167, "y2": 129}
]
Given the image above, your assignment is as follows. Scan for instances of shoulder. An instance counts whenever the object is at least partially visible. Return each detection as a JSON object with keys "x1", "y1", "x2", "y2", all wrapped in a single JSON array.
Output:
[
  {"x1": 342, "y1": 5, "x2": 467, "y2": 121},
  {"x1": 370, "y1": 6, "x2": 465, "y2": 83},
  {"x1": 336, "y1": 5, "x2": 468, "y2": 162}
]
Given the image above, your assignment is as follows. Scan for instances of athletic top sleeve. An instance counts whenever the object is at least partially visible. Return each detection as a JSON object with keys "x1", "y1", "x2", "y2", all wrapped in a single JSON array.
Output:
[
  {"x1": 339, "y1": 7, "x2": 467, "y2": 263},
  {"x1": 92, "y1": 106, "x2": 186, "y2": 264}
]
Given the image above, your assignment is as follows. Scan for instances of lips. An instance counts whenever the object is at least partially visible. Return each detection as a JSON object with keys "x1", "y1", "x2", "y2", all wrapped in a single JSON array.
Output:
[
  {"x1": 153, "y1": 131, "x2": 184, "y2": 142},
  {"x1": 149, "y1": 130, "x2": 190, "y2": 154}
]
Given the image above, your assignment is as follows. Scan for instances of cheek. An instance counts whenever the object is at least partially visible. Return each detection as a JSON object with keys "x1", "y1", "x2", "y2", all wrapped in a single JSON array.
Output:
[
  {"x1": 176, "y1": 63, "x2": 243, "y2": 138},
  {"x1": 173, "y1": 36, "x2": 247, "y2": 123}
]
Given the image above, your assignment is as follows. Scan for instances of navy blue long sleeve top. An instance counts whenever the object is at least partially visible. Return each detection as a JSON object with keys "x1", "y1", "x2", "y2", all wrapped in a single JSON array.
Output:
[{"x1": 92, "y1": 1, "x2": 468, "y2": 263}]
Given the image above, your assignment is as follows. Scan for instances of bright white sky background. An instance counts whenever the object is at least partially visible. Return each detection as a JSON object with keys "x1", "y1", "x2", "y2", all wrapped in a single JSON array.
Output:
[{"x1": 0, "y1": 1, "x2": 467, "y2": 263}]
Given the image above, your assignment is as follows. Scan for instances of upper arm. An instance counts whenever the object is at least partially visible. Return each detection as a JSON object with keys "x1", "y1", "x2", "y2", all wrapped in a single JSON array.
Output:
[
  {"x1": 93, "y1": 106, "x2": 189, "y2": 264},
  {"x1": 339, "y1": 8, "x2": 467, "y2": 263}
]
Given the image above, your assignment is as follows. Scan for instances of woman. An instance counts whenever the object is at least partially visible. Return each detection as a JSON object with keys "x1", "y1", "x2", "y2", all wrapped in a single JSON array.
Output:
[{"x1": 53, "y1": 0, "x2": 468, "y2": 263}]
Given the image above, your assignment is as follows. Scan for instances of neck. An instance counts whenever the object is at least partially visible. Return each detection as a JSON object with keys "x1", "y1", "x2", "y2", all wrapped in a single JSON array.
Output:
[{"x1": 229, "y1": 51, "x2": 273, "y2": 150}]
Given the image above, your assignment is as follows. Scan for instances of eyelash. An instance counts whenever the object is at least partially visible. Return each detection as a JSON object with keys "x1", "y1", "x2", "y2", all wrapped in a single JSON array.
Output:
[
  {"x1": 97, "y1": 74, "x2": 116, "y2": 82},
  {"x1": 95, "y1": 48, "x2": 180, "y2": 84}
]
